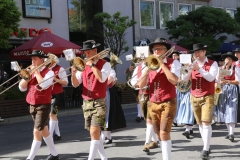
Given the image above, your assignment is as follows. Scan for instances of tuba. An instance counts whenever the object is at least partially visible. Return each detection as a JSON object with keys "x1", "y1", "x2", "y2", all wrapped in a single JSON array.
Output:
[
  {"x1": 110, "y1": 52, "x2": 122, "y2": 67},
  {"x1": 176, "y1": 80, "x2": 191, "y2": 92}
]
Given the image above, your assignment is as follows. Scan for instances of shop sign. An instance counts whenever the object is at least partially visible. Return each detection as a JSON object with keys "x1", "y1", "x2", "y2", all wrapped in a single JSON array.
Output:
[{"x1": 11, "y1": 28, "x2": 53, "y2": 37}]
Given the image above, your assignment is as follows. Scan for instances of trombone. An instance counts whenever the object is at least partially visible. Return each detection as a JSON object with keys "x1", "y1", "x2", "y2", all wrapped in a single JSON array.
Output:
[
  {"x1": 127, "y1": 46, "x2": 175, "y2": 89},
  {"x1": 0, "y1": 55, "x2": 55, "y2": 95},
  {"x1": 35, "y1": 48, "x2": 111, "y2": 91}
]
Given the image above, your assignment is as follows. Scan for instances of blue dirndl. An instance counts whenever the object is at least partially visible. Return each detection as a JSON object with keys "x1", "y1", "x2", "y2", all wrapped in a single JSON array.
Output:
[{"x1": 174, "y1": 88, "x2": 194, "y2": 124}]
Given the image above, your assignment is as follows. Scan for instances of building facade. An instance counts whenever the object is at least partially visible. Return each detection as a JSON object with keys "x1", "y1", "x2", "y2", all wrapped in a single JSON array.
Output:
[{"x1": 133, "y1": 0, "x2": 240, "y2": 43}]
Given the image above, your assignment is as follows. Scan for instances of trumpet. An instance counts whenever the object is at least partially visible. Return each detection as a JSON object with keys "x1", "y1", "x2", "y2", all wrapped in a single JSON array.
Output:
[
  {"x1": 127, "y1": 46, "x2": 175, "y2": 89},
  {"x1": 35, "y1": 48, "x2": 110, "y2": 91},
  {"x1": 0, "y1": 55, "x2": 55, "y2": 95}
]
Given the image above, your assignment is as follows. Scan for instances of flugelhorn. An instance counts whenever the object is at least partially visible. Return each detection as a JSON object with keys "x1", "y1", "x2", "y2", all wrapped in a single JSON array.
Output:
[
  {"x1": 0, "y1": 56, "x2": 55, "y2": 95},
  {"x1": 127, "y1": 46, "x2": 175, "y2": 89}
]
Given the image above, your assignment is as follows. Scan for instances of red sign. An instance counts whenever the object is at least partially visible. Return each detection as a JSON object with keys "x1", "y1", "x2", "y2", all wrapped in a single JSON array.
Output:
[{"x1": 11, "y1": 28, "x2": 53, "y2": 37}]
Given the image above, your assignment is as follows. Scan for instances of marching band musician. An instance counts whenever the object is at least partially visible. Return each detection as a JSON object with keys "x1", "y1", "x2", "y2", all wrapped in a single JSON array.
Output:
[
  {"x1": 101, "y1": 57, "x2": 126, "y2": 145},
  {"x1": 71, "y1": 40, "x2": 111, "y2": 160},
  {"x1": 233, "y1": 48, "x2": 240, "y2": 123},
  {"x1": 216, "y1": 52, "x2": 240, "y2": 142},
  {"x1": 174, "y1": 50, "x2": 195, "y2": 139},
  {"x1": 130, "y1": 46, "x2": 159, "y2": 154},
  {"x1": 19, "y1": 50, "x2": 59, "y2": 160},
  {"x1": 181, "y1": 43, "x2": 218, "y2": 160},
  {"x1": 138, "y1": 37, "x2": 181, "y2": 160},
  {"x1": 47, "y1": 55, "x2": 68, "y2": 141}
]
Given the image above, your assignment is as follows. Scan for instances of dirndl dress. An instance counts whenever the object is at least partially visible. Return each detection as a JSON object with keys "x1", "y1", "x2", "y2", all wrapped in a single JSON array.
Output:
[
  {"x1": 174, "y1": 88, "x2": 195, "y2": 124},
  {"x1": 217, "y1": 84, "x2": 239, "y2": 123},
  {"x1": 105, "y1": 86, "x2": 127, "y2": 131}
]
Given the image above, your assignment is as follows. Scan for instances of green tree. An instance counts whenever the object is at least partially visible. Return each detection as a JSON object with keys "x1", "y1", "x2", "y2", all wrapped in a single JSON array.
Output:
[
  {"x1": 94, "y1": 12, "x2": 136, "y2": 57},
  {"x1": 231, "y1": 7, "x2": 240, "y2": 45},
  {"x1": 166, "y1": 6, "x2": 240, "y2": 52},
  {"x1": 0, "y1": 0, "x2": 24, "y2": 48},
  {"x1": 68, "y1": 0, "x2": 86, "y2": 32}
]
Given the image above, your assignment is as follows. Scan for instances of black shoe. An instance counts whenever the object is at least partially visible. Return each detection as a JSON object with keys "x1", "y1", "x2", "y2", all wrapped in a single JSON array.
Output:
[
  {"x1": 200, "y1": 150, "x2": 209, "y2": 159},
  {"x1": 54, "y1": 134, "x2": 61, "y2": 141},
  {"x1": 140, "y1": 117, "x2": 144, "y2": 120},
  {"x1": 190, "y1": 130, "x2": 193, "y2": 135},
  {"x1": 229, "y1": 134, "x2": 234, "y2": 142},
  {"x1": 172, "y1": 123, "x2": 178, "y2": 127},
  {"x1": 135, "y1": 117, "x2": 141, "y2": 122},
  {"x1": 182, "y1": 131, "x2": 190, "y2": 138},
  {"x1": 225, "y1": 134, "x2": 230, "y2": 139},
  {"x1": 46, "y1": 154, "x2": 59, "y2": 160},
  {"x1": 105, "y1": 139, "x2": 112, "y2": 144}
]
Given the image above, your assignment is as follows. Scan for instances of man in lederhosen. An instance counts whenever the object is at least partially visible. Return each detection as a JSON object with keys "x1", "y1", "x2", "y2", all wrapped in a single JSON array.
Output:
[
  {"x1": 138, "y1": 37, "x2": 181, "y2": 160},
  {"x1": 19, "y1": 50, "x2": 59, "y2": 160},
  {"x1": 71, "y1": 40, "x2": 111, "y2": 160},
  {"x1": 182, "y1": 43, "x2": 218, "y2": 160}
]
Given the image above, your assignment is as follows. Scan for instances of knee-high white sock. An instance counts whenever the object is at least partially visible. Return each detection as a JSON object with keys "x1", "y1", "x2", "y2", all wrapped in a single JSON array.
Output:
[
  {"x1": 161, "y1": 140, "x2": 171, "y2": 160},
  {"x1": 199, "y1": 124, "x2": 203, "y2": 141},
  {"x1": 106, "y1": 131, "x2": 111, "y2": 140},
  {"x1": 88, "y1": 140, "x2": 100, "y2": 160},
  {"x1": 98, "y1": 137, "x2": 108, "y2": 160},
  {"x1": 49, "y1": 120, "x2": 56, "y2": 136},
  {"x1": 189, "y1": 125, "x2": 193, "y2": 131},
  {"x1": 137, "y1": 104, "x2": 142, "y2": 117},
  {"x1": 151, "y1": 125, "x2": 159, "y2": 142},
  {"x1": 54, "y1": 120, "x2": 60, "y2": 136},
  {"x1": 185, "y1": 125, "x2": 190, "y2": 132},
  {"x1": 202, "y1": 125, "x2": 212, "y2": 151},
  {"x1": 43, "y1": 135, "x2": 58, "y2": 156},
  {"x1": 101, "y1": 131, "x2": 107, "y2": 141},
  {"x1": 229, "y1": 123, "x2": 235, "y2": 135},
  {"x1": 226, "y1": 123, "x2": 230, "y2": 134},
  {"x1": 145, "y1": 124, "x2": 153, "y2": 144},
  {"x1": 27, "y1": 140, "x2": 41, "y2": 160}
]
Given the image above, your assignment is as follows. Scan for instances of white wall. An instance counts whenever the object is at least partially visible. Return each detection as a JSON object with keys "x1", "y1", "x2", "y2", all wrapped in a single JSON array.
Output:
[
  {"x1": 103, "y1": 0, "x2": 134, "y2": 82},
  {"x1": 13, "y1": 0, "x2": 70, "y2": 71}
]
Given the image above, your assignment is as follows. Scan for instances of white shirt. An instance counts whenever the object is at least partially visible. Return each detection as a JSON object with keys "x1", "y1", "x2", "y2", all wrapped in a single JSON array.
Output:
[
  {"x1": 74, "y1": 62, "x2": 111, "y2": 86},
  {"x1": 19, "y1": 66, "x2": 54, "y2": 92},
  {"x1": 55, "y1": 66, "x2": 68, "y2": 84},
  {"x1": 130, "y1": 62, "x2": 147, "y2": 87},
  {"x1": 216, "y1": 64, "x2": 240, "y2": 82},
  {"x1": 109, "y1": 68, "x2": 117, "y2": 80},
  {"x1": 182, "y1": 57, "x2": 218, "y2": 82}
]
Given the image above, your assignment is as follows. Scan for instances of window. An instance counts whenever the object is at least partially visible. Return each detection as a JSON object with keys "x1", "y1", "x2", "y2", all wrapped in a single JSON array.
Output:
[
  {"x1": 140, "y1": 0, "x2": 155, "y2": 29},
  {"x1": 68, "y1": 0, "x2": 86, "y2": 32},
  {"x1": 178, "y1": 4, "x2": 191, "y2": 15},
  {"x1": 194, "y1": 5, "x2": 203, "y2": 10},
  {"x1": 226, "y1": 8, "x2": 236, "y2": 18},
  {"x1": 159, "y1": 2, "x2": 173, "y2": 29}
]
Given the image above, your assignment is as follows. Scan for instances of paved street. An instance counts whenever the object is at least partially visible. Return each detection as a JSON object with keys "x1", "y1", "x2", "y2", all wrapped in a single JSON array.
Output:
[{"x1": 0, "y1": 103, "x2": 240, "y2": 160}]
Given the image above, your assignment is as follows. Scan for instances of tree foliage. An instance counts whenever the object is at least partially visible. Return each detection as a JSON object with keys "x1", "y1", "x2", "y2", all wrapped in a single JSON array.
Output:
[
  {"x1": 166, "y1": 6, "x2": 240, "y2": 52},
  {"x1": 69, "y1": 0, "x2": 87, "y2": 32},
  {"x1": 231, "y1": 7, "x2": 240, "y2": 45},
  {"x1": 0, "y1": 0, "x2": 23, "y2": 48},
  {"x1": 94, "y1": 12, "x2": 136, "y2": 57}
]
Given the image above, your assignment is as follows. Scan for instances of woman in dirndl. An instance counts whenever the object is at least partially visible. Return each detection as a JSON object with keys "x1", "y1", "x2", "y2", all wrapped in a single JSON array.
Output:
[
  {"x1": 101, "y1": 58, "x2": 127, "y2": 144},
  {"x1": 216, "y1": 52, "x2": 240, "y2": 142},
  {"x1": 172, "y1": 50, "x2": 195, "y2": 138}
]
